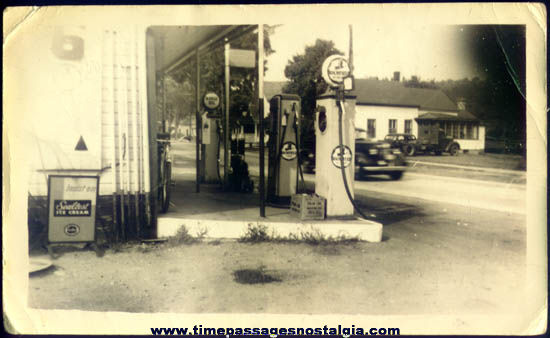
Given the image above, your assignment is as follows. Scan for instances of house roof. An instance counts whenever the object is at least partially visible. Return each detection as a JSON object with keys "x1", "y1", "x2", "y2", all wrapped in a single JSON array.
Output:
[
  {"x1": 352, "y1": 79, "x2": 458, "y2": 112},
  {"x1": 263, "y1": 79, "x2": 479, "y2": 121},
  {"x1": 417, "y1": 110, "x2": 479, "y2": 121}
]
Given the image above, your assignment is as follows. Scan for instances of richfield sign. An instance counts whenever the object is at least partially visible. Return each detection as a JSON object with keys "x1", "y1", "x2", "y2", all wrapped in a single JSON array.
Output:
[
  {"x1": 203, "y1": 92, "x2": 220, "y2": 111},
  {"x1": 48, "y1": 176, "x2": 98, "y2": 243},
  {"x1": 322, "y1": 55, "x2": 351, "y2": 88}
]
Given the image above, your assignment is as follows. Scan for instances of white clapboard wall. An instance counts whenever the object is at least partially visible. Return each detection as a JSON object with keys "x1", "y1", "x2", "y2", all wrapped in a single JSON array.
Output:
[{"x1": 27, "y1": 26, "x2": 150, "y2": 197}]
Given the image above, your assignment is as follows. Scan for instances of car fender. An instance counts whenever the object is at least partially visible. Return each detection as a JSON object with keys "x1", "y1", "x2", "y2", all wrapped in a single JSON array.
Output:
[{"x1": 445, "y1": 141, "x2": 460, "y2": 152}]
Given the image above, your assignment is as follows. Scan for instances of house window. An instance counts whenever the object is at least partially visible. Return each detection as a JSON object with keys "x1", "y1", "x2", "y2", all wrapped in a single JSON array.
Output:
[
  {"x1": 404, "y1": 120, "x2": 412, "y2": 134},
  {"x1": 452, "y1": 122, "x2": 459, "y2": 138},
  {"x1": 367, "y1": 119, "x2": 376, "y2": 138},
  {"x1": 389, "y1": 119, "x2": 397, "y2": 134},
  {"x1": 464, "y1": 123, "x2": 479, "y2": 139},
  {"x1": 466, "y1": 123, "x2": 473, "y2": 139}
]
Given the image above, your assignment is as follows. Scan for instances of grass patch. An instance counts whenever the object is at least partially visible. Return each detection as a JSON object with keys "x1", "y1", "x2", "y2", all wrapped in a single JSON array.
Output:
[
  {"x1": 239, "y1": 223, "x2": 360, "y2": 245},
  {"x1": 167, "y1": 225, "x2": 208, "y2": 246},
  {"x1": 412, "y1": 153, "x2": 525, "y2": 171},
  {"x1": 239, "y1": 224, "x2": 271, "y2": 243},
  {"x1": 300, "y1": 229, "x2": 360, "y2": 245}
]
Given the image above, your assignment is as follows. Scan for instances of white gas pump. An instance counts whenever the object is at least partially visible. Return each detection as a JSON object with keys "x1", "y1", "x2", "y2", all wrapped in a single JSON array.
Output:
[
  {"x1": 315, "y1": 53, "x2": 363, "y2": 217},
  {"x1": 201, "y1": 92, "x2": 221, "y2": 183},
  {"x1": 267, "y1": 94, "x2": 301, "y2": 206}
]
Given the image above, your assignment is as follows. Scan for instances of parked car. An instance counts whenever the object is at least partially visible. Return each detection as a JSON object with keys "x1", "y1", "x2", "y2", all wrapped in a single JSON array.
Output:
[
  {"x1": 385, "y1": 126, "x2": 460, "y2": 156},
  {"x1": 299, "y1": 137, "x2": 407, "y2": 180},
  {"x1": 384, "y1": 133, "x2": 418, "y2": 155}
]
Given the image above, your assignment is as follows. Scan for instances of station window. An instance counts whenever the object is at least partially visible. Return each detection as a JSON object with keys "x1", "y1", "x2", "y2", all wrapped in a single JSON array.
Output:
[
  {"x1": 367, "y1": 119, "x2": 376, "y2": 139},
  {"x1": 404, "y1": 120, "x2": 412, "y2": 134},
  {"x1": 388, "y1": 119, "x2": 397, "y2": 134}
]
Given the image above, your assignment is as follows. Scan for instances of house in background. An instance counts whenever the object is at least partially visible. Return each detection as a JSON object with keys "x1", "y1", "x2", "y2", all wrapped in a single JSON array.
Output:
[
  {"x1": 353, "y1": 78, "x2": 485, "y2": 152},
  {"x1": 263, "y1": 78, "x2": 485, "y2": 152}
]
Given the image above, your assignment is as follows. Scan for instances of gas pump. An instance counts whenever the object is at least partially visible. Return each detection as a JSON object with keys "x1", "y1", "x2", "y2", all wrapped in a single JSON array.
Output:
[
  {"x1": 267, "y1": 94, "x2": 300, "y2": 205},
  {"x1": 201, "y1": 92, "x2": 221, "y2": 183},
  {"x1": 315, "y1": 52, "x2": 370, "y2": 218}
]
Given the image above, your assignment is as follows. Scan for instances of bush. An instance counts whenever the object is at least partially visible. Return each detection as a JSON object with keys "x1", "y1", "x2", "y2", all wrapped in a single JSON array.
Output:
[
  {"x1": 168, "y1": 225, "x2": 207, "y2": 245},
  {"x1": 300, "y1": 229, "x2": 359, "y2": 245},
  {"x1": 239, "y1": 224, "x2": 360, "y2": 245},
  {"x1": 239, "y1": 224, "x2": 271, "y2": 243}
]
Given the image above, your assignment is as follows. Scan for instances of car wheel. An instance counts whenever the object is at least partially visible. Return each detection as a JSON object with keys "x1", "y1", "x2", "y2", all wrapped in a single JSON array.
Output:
[
  {"x1": 405, "y1": 144, "x2": 416, "y2": 156},
  {"x1": 449, "y1": 144, "x2": 459, "y2": 156},
  {"x1": 389, "y1": 172, "x2": 403, "y2": 180}
]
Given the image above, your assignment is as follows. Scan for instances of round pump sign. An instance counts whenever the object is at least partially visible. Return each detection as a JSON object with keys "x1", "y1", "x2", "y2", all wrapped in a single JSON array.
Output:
[
  {"x1": 331, "y1": 145, "x2": 353, "y2": 168},
  {"x1": 203, "y1": 92, "x2": 220, "y2": 110},
  {"x1": 322, "y1": 55, "x2": 351, "y2": 87}
]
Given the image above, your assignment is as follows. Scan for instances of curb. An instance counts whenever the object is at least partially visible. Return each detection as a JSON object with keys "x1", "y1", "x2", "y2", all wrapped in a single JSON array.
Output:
[
  {"x1": 408, "y1": 160, "x2": 525, "y2": 175},
  {"x1": 157, "y1": 217, "x2": 383, "y2": 242}
]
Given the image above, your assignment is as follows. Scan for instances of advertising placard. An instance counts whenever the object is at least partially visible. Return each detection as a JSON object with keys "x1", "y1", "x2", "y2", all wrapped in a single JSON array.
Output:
[{"x1": 48, "y1": 176, "x2": 98, "y2": 243}]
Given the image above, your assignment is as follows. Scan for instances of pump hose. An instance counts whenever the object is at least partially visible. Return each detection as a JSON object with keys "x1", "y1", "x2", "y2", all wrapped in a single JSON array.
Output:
[
  {"x1": 266, "y1": 117, "x2": 290, "y2": 208},
  {"x1": 337, "y1": 100, "x2": 370, "y2": 220},
  {"x1": 293, "y1": 122, "x2": 306, "y2": 193}
]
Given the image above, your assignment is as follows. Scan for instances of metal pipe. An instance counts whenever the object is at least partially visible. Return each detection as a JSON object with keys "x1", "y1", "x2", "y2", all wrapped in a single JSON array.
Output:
[
  {"x1": 161, "y1": 35, "x2": 167, "y2": 133},
  {"x1": 115, "y1": 31, "x2": 126, "y2": 240},
  {"x1": 258, "y1": 24, "x2": 265, "y2": 217},
  {"x1": 145, "y1": 29, "x2": 158, "y2": 236},
  {"x1": 224, "y1": 39, "x2": 230, "y2": 189},
  {"x1": 195, "y1": 49, "x2": 201, "y2": 193},
  {"x1": 122, "y1": 33, "x2": 131, "y2": 241},
  {"x1": 139, "y1": 28, "x2": 151, "y2": 233},
  {"x1": 132, "y1": 27, "x2": 141, "y2": 238},
  {"x1": 108, "y1": 30, "x2": 119, "y2": 242}
]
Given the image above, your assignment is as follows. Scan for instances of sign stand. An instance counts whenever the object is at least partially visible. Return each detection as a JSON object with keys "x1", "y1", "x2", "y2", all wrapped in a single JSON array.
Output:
[
  {"x1": 201, "y1": 92, "x2": 221, "y2": 183},
  {"x1": 47, "y1": 175, "x2": 103, "y2": 257}
]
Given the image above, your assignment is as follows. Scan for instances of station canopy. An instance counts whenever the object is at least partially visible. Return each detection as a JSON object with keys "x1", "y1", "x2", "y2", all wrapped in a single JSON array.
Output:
[{"x1": 148, "y1": 25, "x2": 256, "y2": 74}]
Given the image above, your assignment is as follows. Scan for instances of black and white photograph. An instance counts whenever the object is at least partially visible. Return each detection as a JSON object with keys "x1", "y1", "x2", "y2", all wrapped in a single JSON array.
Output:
[{"x1": 3, "y1": 4, "x2": 547, "y2": 335}]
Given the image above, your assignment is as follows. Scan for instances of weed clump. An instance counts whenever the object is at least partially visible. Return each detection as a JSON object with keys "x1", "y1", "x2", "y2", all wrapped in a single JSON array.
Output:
[
  {"x1": 167, "y1": 225, "x2": 207, "y2": 246},
  {"x1": 239, "y1": 224, "x2": 271, "y2": 243},
  {"x1": 238, "y1": 224, "x2": 360, "y2": 245},
  {"x1": 300, "y1": 229, "x2": 360, "y2": 245}
]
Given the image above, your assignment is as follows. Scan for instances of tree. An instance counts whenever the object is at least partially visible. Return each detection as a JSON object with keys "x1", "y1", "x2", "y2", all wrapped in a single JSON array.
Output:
[
  {"x1": 403, "y1": 75, "x2": 438, "y2": 89},
  {"x1": 164, "y1": 76, "x2": 194, "y2": 137},
  {"x1": 282, "y1": 39, "x2": 343, "y2": 150}
]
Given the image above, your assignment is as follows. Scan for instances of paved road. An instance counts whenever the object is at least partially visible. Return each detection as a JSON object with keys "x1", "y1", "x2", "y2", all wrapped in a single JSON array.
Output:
[{"x1": 238, "y1": 147, "x2": 526, "y2": 215}]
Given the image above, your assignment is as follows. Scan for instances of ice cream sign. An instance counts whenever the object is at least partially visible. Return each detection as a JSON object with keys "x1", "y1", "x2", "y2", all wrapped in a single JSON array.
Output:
[
  {"x1": 48, "y1": 176, "x2": 98, "y2": 243},
  {"x1": 54, "y1": 200, "x2": 91, "y2": 216}
]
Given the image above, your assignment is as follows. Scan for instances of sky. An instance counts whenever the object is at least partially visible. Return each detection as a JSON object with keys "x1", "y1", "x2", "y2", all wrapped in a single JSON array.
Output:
[{"x1": 264, "y1": 23, "x2": 481, "y2": 82}]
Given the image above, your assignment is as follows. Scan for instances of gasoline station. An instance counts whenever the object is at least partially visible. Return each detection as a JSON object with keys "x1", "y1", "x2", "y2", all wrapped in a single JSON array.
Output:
[{"x1": 23, "y1": 23, "x2": 382, "y2": 253}]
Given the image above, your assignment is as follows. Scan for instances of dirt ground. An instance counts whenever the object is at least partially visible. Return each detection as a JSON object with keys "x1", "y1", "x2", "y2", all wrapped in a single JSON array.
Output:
[{"x1": 29, "y1": 193, "x2": 526, "y2": 316}]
